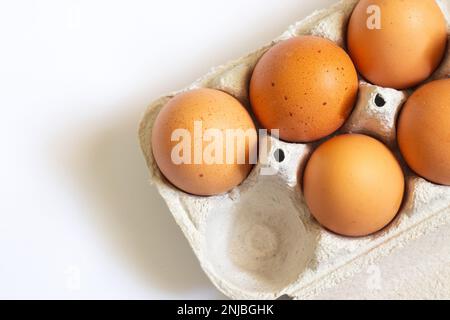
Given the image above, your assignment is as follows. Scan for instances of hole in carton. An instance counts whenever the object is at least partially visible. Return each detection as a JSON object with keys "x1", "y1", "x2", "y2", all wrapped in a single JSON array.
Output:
[
  {"x1": 204, "y1": 180, "x2": 318, "y2": 295},
  {"x1": 273, "y1": 149, "x2": 285, "y2": 163},
  {"x1": 277, "y1": 294, "x2": 294, "y2": 300},
  {"x1": 374, "y1": 94, "x2": 386, "y2": 107}
]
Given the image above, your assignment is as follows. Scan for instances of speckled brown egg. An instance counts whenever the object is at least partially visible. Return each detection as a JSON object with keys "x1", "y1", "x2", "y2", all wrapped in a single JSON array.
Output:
[
  {"x1": 249, "y1": 36, "x2": 359, "y2": 143},
  {"x1": 398, "y1": 78, "x2": 450, "y2": 186},
  {"x1": 152, "y1": 88, "x2": 257, "y2": 196},
  {"x1": 303, "y1": 134, "x2": 405, "y2": 237},
  {"x1": 347, "y1": 0, "x2": 448, "y2": 90}
]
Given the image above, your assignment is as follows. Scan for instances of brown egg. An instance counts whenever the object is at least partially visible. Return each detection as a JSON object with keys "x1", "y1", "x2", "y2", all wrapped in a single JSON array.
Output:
[
  {"x1": 249, "y1": 36, "x2": 359, "y2": 143},
  {"x1": 398, "y1": 78, "x2": 450, "y2": 186},
  {"x1": 152, "y1": 88, "x2": 257, "y2": 196},
  {"x1": 347, "y1": 0, "x2": 447, "y2": 90},
  {"x1": 303, "y1": 134, "x2": 405, "y2": 237}
]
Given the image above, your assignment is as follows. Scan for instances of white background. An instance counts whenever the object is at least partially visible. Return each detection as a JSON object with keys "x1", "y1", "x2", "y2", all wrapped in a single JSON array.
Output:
[{"x1": 1, "y1": 0, "x2": 449, "y2": 300}]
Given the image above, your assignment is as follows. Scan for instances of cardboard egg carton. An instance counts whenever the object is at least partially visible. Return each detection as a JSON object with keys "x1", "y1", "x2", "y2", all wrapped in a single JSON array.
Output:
[{"x1": 139, "y1": 0, "x2": 450, "y2": 299}]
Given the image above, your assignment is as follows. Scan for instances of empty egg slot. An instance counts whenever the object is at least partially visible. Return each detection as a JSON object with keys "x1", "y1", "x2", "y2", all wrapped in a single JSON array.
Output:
[{"x1": 203, "y1": 177, "x2": 318, "y2": 296}]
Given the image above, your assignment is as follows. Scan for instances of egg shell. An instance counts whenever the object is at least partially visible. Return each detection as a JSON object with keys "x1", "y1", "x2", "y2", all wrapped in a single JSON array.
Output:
[
  {"x1": 139, "y1": 0, "x2": 450, "y2": 300},
  {"x1": 398, "y1": 78, "x2": 450, "y2": 186},
  {"x1": 347, "y1": 0, "x2": 448, "y2": 90},
  {"x1": 303, "y1": 134, "x2": 405, "y2": 237},
  {"x1": 250, "y1": 36, "x2": 359, "y2": 143},
  {"x1": 151, "y1": 88, "x2": 257, "y2": 196}
]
